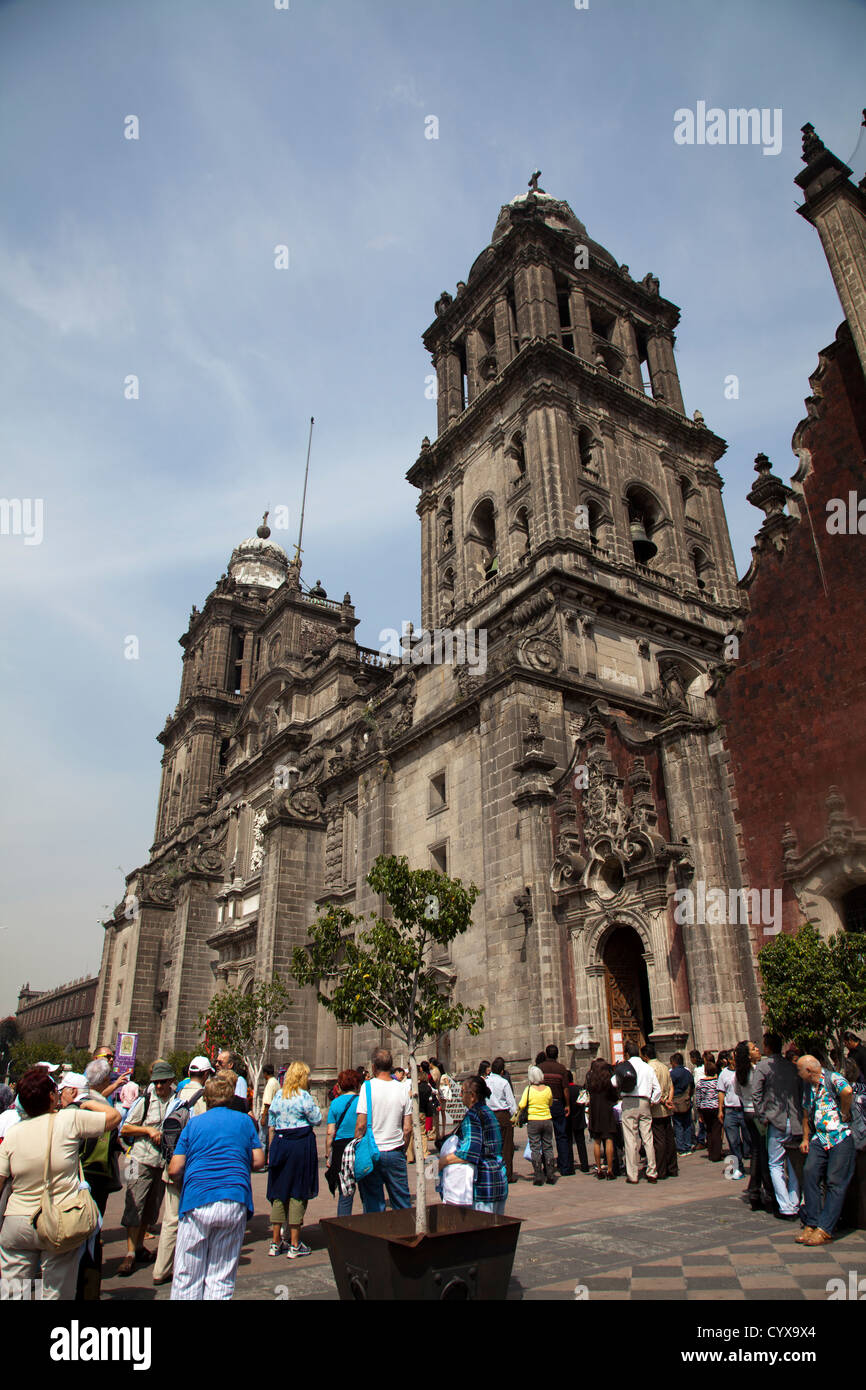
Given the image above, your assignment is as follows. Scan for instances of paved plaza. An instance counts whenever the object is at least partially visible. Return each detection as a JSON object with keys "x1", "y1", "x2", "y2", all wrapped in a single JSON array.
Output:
[{"x1": 99, "y1": 1140, "x2": 866, "y2": 1302}]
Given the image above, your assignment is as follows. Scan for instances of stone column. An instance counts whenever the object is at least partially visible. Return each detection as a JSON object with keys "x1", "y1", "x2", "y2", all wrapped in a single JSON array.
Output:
[
  {"x1": 568, "y1": 286, "x2": 594, "y2": 360},
  {"x1": 256, "y1": 806, "x2": 327, "y2": 1069},
  {"x1": 657, "y1": 721, "x2": 763, "y2": 1043},
  {"x1": 465, "y1": 327, "x2": 484, "y2": 405},
  {"x1": 513, "y1": 721, "x2": 566, "y2": 1044},
  {"x1": 417, "y1": 491, "x2": 438, "y2": 631},
  {"x1": 493, "y1": 294, "x2": 514, "y2": 369},
  {"x1": 796, "y1": 133, "x2": 866, "y2": 376},
  {"x1": 646, "y1": 329, "x2": 685, "y2": 413},
  {"x1": 512, "y1": 265, "x2": 535, "y2": 346},
  {"x1": 162, "y1": 878, "x2": 221, "y2": 1052},
  {"x1": 616, "y1": 314, "x2": 644, "y2": 390},
  {"x1": 436, "y1": 347, "x2": 463, "y2": 430}
]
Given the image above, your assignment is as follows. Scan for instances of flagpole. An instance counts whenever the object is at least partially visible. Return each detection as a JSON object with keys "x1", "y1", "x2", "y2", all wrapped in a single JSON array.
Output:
[{"x1": 294, "y1": 416, "x2": 315, "y2": 570}]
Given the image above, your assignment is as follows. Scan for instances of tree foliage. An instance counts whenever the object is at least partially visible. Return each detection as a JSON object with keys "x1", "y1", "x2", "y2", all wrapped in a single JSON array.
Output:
[
  {"x1": 199, "y1": 975, "x2": 292, "y2": 1104},
  {"x1": 291, "y1": 853, "x2": 483, "y2": 1234},
  {"x1": 0, "y1": 1017, "x2": 21, "y2": 1077},
  {"x1": 8, "y1": 1037, "x2": 91, "y2": 1078},
  {"x1": 759, "y1": 923, "x2": 866, "y2": 1063}
]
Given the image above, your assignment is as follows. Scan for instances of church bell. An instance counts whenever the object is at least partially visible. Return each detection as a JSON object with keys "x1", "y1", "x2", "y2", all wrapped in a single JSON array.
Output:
[{"x1": 629, "y1": 519, "x2": 657, "y2": 563}]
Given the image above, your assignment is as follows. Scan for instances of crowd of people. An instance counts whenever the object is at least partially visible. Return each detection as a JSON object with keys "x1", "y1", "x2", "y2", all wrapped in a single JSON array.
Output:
[{"x1": 0, "y1": 1028, "x2": 863, "y2": 1299}]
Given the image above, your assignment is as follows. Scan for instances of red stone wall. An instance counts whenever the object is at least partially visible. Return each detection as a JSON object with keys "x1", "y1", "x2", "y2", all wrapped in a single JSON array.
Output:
[{"x1": 716, "y1": 321, "x2": 866, "y2": 936}]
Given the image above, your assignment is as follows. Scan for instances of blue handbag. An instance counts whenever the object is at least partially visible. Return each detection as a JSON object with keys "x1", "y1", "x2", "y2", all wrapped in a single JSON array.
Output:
[{"x1": 353, "y1": 1080, "x2": 380, "y2": 1181}]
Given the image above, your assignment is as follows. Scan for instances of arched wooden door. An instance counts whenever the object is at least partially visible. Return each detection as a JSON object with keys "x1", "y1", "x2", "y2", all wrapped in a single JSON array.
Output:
[{"x1": 602, "y1": 926, "x2": 653, "y2": 1063}]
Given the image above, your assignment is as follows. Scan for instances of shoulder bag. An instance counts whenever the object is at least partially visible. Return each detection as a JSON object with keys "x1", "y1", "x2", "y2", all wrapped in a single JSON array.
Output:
[
  {"x1": 35, "y1": 1112, "x2": 101, "y2": 1254},
  {"x1": 352, "y1": 1080, "x2": 380, "y2": 1181}
]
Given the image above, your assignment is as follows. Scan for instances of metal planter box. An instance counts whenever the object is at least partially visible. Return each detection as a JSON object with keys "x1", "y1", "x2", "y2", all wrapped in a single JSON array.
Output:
[{"x1": 320, "y1": 1205, "x2": 522, "y2": 1300}]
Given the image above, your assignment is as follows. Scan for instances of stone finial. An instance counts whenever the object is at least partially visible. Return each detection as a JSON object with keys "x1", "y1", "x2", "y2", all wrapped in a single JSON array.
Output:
[
  {"x1": 421, "y1": 435, "x2": 431, "y2": 450},
  {"x1": 434, "y1": 290, "x2": 453, "y2": 317},
  {"x1": 528, "y1": 170, "x2": 544, "y2": 193},
  {"x1": 747, "y1": 453, "x2": 790, "y2": 519},
  {"x1": 257, "y1": 510, "x2": 271, "y2": 539},
  {"x1": 801, "y1": 123, "x2": 826, "y2": 163},
  {"x1": 693, "y1": 409, "x2": 705, "y2": 426}
]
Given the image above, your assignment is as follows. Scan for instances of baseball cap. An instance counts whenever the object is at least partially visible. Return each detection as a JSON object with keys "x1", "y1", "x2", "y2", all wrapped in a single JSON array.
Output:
[
  {"x1": 188, "y1": 1056, "x2": 214, "y2": 1075},
  {"x1": 59, "y1": 1072, "x2": 89, "y2": 1100},
  {"x1": 150, "y1": 1060, "x2": 176, "y2": 1081},
  {"x1": 36, "y1": 1061, "x2": 60, "y2": 1073}
]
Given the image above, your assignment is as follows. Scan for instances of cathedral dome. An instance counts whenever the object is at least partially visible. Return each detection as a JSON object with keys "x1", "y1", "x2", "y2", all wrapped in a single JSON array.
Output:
[
  {"x1": 470, "y1": 182, "x2": 619, "y2": 279},
  {"x1": 228, "y1": 532, "x2": 289, "y2": 590}
]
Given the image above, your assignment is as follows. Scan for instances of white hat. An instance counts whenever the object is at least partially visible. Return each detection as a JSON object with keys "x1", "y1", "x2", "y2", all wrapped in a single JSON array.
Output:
[
  {"x1": 188, "y1": 1055, "x2": 214, "y2": 1075},
  {"x1": 36, "y1": 1061, "x2": 60, "y2": 1073},
  {"x1": 59, "y1": 1072, "x2": 89, "y2": 1100}
]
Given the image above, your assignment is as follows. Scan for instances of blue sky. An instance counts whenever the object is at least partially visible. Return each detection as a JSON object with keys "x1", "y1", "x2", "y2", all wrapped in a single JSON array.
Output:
[{"x1": 1, "y1": 0, "x2": 864, "y2": 1015}]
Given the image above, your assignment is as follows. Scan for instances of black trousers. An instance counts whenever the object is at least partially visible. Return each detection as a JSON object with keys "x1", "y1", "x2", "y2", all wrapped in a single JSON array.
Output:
[
  {"x1": 745, "y1": 1115, "x2": 774, "y2": 1208},
  {"x1": 651, "y1": 1116, "x2": 678, "y2": 1177},
  {"x1": 571, "y1": 1112, "x2": 589, "y2": 1170},
  {"x1": 550, "y1": 1100, "x2": 574, "y2": 1174}
]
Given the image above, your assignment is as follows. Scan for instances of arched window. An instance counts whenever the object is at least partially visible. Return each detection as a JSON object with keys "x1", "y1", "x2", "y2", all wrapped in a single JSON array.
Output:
[
  {"x1": 169, "y1": 773, "x2": 182, "y2": 828},
  {"x1": 626, "y1": 485, "x2": 663, "y2": 566},
  {"x1": 507, "y1": 433, "x2": 527, "y2": 488},
  {"x1": 466, "y1": 499, "x2": 498, "y2": 584},
  {"x1": 691, "y1": 546, "x2": 710, "y2": 590},
  {"x1": 440, "y1": 496, "x2": 454, "y2": 550},
  {"x1": 842, "y1": 884, "x2": 866, "y2": 933},
  {"x1": 578, "y1": 426, "x2": 595, "y2": 472},
  {"x1": 586, "y1": 499, "x2": 603, "y2": 549},
  {"x1": 514, "y1": 506, "x2": 530, "y2": 557}
]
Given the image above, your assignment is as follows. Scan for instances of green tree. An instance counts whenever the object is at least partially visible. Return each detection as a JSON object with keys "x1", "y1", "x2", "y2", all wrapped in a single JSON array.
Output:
[
  {"x1": 199, "y1": 975, "x2": 292, "y2": 1105},
  {"x1": 0, "y1": 1017, "x2": 21, "y2": 1078},
  {"x1": 291, "y1": 853, "x2": 483, "y2": 1235},
  {"x1": 759, "y1": 923, "x2": 866, "y2": 1064},
  {"x1": 9, "y1": 1037, "x2": 91, "y2": 1078}
]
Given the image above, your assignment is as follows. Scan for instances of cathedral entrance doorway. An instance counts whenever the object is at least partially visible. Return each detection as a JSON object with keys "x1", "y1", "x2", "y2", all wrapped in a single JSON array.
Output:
[{"x1": 602, "y1": 926, "x2": 653, "y2": 1064}]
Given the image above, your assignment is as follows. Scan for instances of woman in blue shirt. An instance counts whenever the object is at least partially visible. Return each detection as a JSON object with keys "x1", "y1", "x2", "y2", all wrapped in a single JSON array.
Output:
[
  {"x1": 266, "y1": 1062, "x2": 322, "y2": 1259},
  {"x1": 325, "y1": 1069, "x2": 362, "y2": 1216}
]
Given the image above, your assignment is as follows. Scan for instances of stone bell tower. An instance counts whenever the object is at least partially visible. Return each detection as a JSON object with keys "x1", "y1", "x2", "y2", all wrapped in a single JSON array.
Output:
[{"x1": 408, "y1": 174, "x2": 761, "y2": 1062}]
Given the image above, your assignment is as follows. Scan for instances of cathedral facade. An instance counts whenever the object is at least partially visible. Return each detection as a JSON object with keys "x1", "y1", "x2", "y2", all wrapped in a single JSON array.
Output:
[{"x1": 92, "y1": 177, "x2": 774, "y2": 1081}]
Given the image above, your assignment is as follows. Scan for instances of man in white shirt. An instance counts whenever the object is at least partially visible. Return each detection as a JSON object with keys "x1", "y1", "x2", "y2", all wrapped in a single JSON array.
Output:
[
  {"x1": 486, "y1": 1058, "x2": 517, "y2": 1182},
  {"x1": 613, "y1": 1041, "x2": 661, "y2": 1183},
  {"x1": 259, "y1": 1064, "x2": 279, "y2": 1160},
  {"x1": 354, "y1": 1047, "x2": 413, "y2": 1213},
  {"x1": 217, "y1": 1050, "x2": 248, "y2": 1107}
]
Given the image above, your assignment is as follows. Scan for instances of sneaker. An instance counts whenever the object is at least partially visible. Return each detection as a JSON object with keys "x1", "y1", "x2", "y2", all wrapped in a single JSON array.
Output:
[
  {"x1": 731, "y1": 1170, "x2": 744, "y2": 1181},
  {"x1": 287, "y1": 1241, "x2": 312, "y2": 1259},
  {"x1": 268, "y1": 1241, "x2": 287, "y2": 1256}
]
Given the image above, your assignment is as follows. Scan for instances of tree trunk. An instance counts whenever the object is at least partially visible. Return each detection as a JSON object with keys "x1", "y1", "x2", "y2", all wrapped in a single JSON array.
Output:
[{"x1": 408, "y1": 1053, "x2": 429, "y2": 1235}]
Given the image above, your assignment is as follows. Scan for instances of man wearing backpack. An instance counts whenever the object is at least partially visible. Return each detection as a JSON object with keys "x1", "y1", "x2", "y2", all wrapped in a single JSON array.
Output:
[
  {"x1": 118, "y1": 1060, "x2": 176, "y2": 1277},
  {"x1": 796, "y1": 1054, "x2": 857, "y2": 1246},
  {"x1": 612, "y1": 1040, "x2": 661, "y2": 1183},
  {"x1": 152, "y1": 1057, "x2": 212, "y2": 1285}
]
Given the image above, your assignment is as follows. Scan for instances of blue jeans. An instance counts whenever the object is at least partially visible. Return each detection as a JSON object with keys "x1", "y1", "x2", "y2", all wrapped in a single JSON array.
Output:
[
  {"x1": 474, "y1": 1198, "x2": 506, "y2": 1214},
  {"x1": 803, "y1": 1135, "x2": 856, "y2": 1235},
  {"x1": 767, "y1": 1119, "x2": 800, "y2": 1215},
  {"x1": 723, "y1": 1108, "x2": 750, "y2": 1175},
  {"x1": 672, "y1": 1111, "x2": 693, "y2": 1152},
  {"x1": 336, "y1": 1189, "x2": 355, "y2": 1217},
  {"x1": 357, "y1": 1148, "x2": 412, "y2": 1213}
]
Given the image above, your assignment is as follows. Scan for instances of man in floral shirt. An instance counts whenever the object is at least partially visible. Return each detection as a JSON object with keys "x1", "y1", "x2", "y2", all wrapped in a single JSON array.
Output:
[{"x1": 796, "y1": 1055, "x2": 855, "y2": 1246}]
